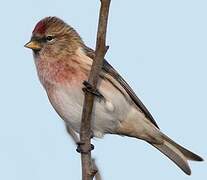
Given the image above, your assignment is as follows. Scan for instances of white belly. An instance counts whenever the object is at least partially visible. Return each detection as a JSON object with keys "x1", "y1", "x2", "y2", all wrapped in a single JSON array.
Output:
[{"x1": 47, "y1": 82, "x2": 132, "y2": 138}]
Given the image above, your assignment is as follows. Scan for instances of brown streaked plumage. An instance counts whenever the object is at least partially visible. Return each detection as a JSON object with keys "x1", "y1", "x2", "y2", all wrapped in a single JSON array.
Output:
[{"x1": 25, "y1": 16, "x2": 203, "y2": 176}]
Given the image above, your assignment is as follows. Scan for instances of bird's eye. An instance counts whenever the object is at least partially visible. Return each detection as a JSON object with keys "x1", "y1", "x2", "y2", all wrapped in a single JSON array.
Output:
[{"x1": 46, "y1": 36, "x2": 54, "y2": 41}]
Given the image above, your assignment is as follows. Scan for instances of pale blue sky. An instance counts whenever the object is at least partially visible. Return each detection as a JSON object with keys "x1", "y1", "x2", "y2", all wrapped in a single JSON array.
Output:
[{"x1": 0, "y1": 0, "x2": 206, "y2": 179}]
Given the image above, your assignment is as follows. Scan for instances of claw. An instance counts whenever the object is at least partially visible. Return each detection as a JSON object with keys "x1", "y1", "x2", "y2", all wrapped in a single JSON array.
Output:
[
  {"x1": 82, "y1": 81, "x2": 104, "y2": 99},
  {"x1": 76, "y1": 141, "x2": 94, "y2": 154}
]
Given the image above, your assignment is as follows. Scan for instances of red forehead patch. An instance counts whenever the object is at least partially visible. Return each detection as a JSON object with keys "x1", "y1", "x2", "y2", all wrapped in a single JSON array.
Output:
[{"x1": 33, "y1": 20, "x2": 46, "y2": 34}]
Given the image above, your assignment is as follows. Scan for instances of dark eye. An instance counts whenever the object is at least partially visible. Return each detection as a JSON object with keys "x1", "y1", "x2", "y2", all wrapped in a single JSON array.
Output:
[{"x1": 46, "y1": 36, "x2": 54, "y2": 41}]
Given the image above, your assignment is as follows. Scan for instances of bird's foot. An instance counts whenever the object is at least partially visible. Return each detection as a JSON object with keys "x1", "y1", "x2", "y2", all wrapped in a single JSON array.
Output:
[
  {"x1": 76, "y1": 141, "x2": 94, "y2": 154},
  {"x1": 82, "y1": 81, "x2": 104, "y2": 99}
]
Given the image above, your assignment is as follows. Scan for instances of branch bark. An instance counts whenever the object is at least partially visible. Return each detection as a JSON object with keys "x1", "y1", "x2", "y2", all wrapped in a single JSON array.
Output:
[{"x1": 79, "y1": 0, "x2": 111, "y2": 180}]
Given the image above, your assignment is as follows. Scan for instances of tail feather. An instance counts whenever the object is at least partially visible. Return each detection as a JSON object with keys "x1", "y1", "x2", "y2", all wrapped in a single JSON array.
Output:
[
  {"x1": 150, "y1": 134, "x2": 203, "y2": 175},
  {"x1": 162, "y1": 134, "x2": 203, "y2": 161}
]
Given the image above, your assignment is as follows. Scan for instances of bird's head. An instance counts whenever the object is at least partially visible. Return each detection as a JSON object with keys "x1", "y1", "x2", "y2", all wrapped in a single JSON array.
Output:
[{"x1": 25, "y1": 17, "x2": 84, "y2": 58}]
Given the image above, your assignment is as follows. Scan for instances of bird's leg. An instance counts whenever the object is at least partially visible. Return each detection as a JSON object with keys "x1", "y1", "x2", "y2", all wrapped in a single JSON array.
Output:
[
  {"x1": 76, "y1": 131, "x2": 94, "y2": 154},
  {"x1": 76, "y1": 141, "x2": 95, "y2": 154},
  {"x1": 82, "y1": 80, "x2": 104, "y2": 99}
]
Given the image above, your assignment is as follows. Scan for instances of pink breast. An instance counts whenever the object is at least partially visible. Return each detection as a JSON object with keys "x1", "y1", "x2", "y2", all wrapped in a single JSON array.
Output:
[{"x1": 36, "y1": 58, "x2": 88, "y2": 87}]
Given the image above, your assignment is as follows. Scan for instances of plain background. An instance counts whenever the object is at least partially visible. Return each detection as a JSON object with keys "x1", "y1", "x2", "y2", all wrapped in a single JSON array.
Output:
[{"x1": 0, "y1": 0, "x2": 206, "y2": 179}]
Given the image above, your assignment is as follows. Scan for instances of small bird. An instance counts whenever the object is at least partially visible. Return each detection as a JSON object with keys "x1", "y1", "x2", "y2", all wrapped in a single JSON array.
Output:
[{"x1": 25, "y1": 17, "x2": 203, "y2": 175}]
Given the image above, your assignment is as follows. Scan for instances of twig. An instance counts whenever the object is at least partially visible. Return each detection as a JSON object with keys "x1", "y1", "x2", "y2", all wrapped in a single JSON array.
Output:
[
  {"x1": 91, "y1": 158, "x2": 102, "y2": 180},
  {"x1": 79, "y1": 0, "x2": 111, "y2": 180},
  {"x1": 66, "y1": 126, "x2": 102, "y2": 180}
]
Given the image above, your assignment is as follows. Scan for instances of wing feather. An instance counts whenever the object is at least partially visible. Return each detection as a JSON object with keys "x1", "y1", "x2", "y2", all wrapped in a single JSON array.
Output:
[{"x1": 84, "y1": 46, "x2": 159, "y2": 129}]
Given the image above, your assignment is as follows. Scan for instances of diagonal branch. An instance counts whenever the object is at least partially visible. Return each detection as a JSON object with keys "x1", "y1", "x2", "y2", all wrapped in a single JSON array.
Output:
[{"x1": 79, "y1": 0, "x2": 111, "y2": 180}]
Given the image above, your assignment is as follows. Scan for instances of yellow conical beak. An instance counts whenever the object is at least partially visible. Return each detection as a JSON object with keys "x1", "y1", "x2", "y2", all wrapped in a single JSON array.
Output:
[{"x1": 24, "y1": 40, "x2": 42, "y2": 50}]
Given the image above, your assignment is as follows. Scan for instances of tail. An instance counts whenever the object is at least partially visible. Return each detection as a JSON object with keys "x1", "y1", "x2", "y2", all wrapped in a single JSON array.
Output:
[{"x1": 150, "y1": 133, "x2": 203, "y2": 175}]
